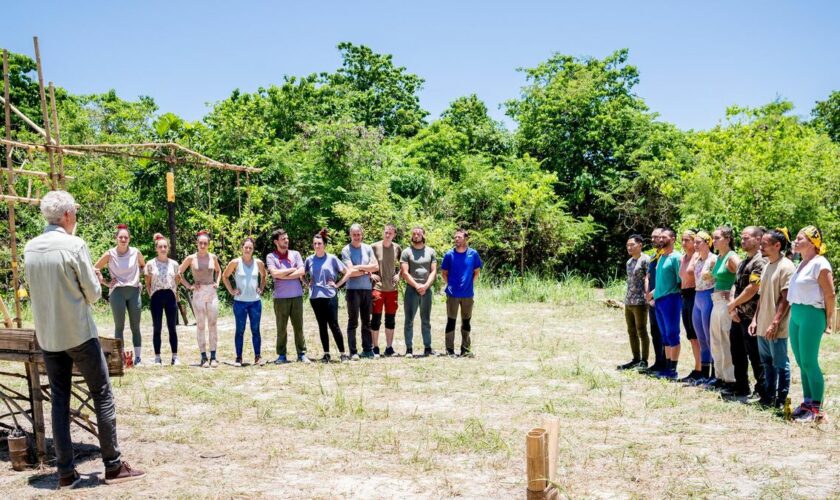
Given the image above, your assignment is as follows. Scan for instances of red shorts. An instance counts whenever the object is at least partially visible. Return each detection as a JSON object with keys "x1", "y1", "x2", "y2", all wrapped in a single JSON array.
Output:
[{"x1": 372, "y1": 290, "x2": 399, "y2": 315}]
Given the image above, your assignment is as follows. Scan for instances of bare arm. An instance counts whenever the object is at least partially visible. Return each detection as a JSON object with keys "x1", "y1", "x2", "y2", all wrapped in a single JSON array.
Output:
[
  {"x1": 441, "y1": 269, "x2": 448, "y2": 283},
  {"x1": 765, "y1": 289, "x2": 791, "y2": 340},
  {"x1": 473, "y1": 268, "x2": 480, "y2": 282},
  {"x1": 401, "y1": 262, "x2": 419, "y2": 289},
  {"x1": 144, "y1": 272, "x2": 152, "y2": 296},
  {"x1": 258, "y1": 260, "x2": 267, "y2": 294},
  {"x1": 726, "y1": 254, "x2": 740, "y2": 273},
  {"x1": 423, "y1": 260, "x2": 438, "y2": 288},
  {"x1": 222, "y1": 259, "x2": 239, "y2": 296},
  {"x1": 178, "y1": 255, "x2": 194, "y2": 290},
  {"x1": 93, "y1": 252, "x2": 109, "y2": 270},
  {"x1": 729, "y1": 283, "x2": 760, "y2": 311},
  {"x1": 819, "y1": 269, "x2": 836, "y2": 333},
  {"x1": 213, "y1": 255, "x2": 222, "y2": 288}
]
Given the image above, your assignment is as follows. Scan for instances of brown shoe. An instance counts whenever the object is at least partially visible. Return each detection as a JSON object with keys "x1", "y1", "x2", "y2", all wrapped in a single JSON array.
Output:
[
  {"x1": 104, "y1": 462, "x2": 145, "y2": 484},
  {"x1": 58, "y1": 470, "x2": 81, "y2": 489}
]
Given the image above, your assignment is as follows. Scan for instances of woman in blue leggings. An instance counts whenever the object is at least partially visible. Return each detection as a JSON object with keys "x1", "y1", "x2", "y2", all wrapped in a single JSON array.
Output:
[{"x1": 691, "y1": 231, "x2": 717, "y2": 385}]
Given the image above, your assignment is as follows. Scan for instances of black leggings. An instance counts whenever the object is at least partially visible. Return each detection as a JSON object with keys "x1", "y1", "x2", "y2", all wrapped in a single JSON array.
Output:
[
  {"x1": 681, "y1": 288, "x2": 697, "y2": 340},
  {"x1": 151, "y1": 289, "x2": 178, "y2": 355},
  {"x1": 310, "y1": 296, "x2": 345, "y2": 354}
]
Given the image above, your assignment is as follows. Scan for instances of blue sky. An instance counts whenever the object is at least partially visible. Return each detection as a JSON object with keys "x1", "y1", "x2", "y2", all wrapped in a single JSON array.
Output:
[{"x1": 5, "y1": 0, "x2": 839, "y2": 131}]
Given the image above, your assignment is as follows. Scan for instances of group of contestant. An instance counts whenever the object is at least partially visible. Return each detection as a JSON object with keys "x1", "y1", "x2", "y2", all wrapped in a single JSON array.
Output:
[
  {"x1": 620, "y1": 225, "x2": 835, "y2": 424},
  {"x1": 94, "y1": 223, "x2": 482, "y2": 368}
]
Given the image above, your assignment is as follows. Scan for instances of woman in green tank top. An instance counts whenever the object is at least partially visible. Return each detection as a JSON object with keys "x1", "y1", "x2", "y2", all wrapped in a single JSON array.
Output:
[{"x1": 706, "y1": 226, "x2": 741, "y2": 391}]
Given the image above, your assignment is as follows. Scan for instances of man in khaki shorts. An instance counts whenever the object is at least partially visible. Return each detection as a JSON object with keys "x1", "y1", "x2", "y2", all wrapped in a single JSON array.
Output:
[{"x1": 440, "y1": 228, "x2": 482, "y2": 357}]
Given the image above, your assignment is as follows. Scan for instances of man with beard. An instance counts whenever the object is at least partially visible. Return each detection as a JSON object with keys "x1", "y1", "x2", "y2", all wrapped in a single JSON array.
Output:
[
  {"x1": 267, "y1": 229, "x2": 310, "y2": 364},
  {"x1": 726, "y1": 226, "x2": 767, "y2": 399},
  {"x1": 642, "y1": 228, "x2": 667, "y2": 375},
  {"x1": 400, "y1": 227, "x2": 438, "y2": 357}
]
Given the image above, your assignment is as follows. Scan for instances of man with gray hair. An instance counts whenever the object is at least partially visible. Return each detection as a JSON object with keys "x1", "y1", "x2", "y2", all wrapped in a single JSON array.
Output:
[
  {"x1": 24, "y1": 191, "x2": 144, "y2": 488},
  {"x1": 341, "y1": 224, "x2": 379, "y2": 359}
]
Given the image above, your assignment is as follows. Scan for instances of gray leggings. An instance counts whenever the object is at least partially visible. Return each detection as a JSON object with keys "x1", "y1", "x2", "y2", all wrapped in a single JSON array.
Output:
[{"x1": 110, "y1": 286, "x2": 142, "y2": 347}]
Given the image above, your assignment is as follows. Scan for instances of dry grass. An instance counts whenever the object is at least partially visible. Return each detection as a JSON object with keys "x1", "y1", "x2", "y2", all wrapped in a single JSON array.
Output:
[{"x1": 0, "y1": 289, "x2": 838, "y2": 498}]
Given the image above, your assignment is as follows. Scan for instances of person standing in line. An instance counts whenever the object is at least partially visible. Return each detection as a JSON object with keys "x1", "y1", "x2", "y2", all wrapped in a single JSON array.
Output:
[
  {"x1": 401, "y1": 227, "x2": 438, "y2": 358},
  {"x1": 341, "y1": 224, "x2": 379, "y2": 360},
  {"x1": 179, "y1": 231, "x2": 222, "y2": 368},
  {"x1": 144, "y1": 234, "x2": 182, "y2": 366},
  {"x1": 94, "y1": 224, "x2": 146, "y2": 366},
  {"x1": 266, "y1": 229, "x2": 310, "y2": 364},
  {"x1": 305, "y1": 230, "x2": 352, "y2": 363},
  {"x1": 222, "y1": 237, "x2": 267, "y2": 367},
  {"x1": 642, "y1": 228, "x2": 666, "y2": 375},
  {"x1": 24, "y1": 190, "x2": 145, "y2": 488},
  {"x1": 690, "y1": 231, "x2": 717, "y2": 385},
  {"x1": 441, "y1": 228, "x2": 483, "y2": 357},
  {"x1": 651, "y1": 228, "x2": 683, "y2": 379},
  {"x1": 727, "y1": 226, "x2": 767, "y2": 399},
  {"x1": 678, "y1": 230, "x2": 702, "y2": 382},
  {"x1": 370, "y1": 224, "x2": 402, "y2": 358},
  {"x1": 618, "y1": 234, "x2": 650, "y2": 370},
  {"x1": 749, "y1": 228, "x2": 794, "y2": 408},
  {"x1": 707, "y1": 226, "x2": 741, "y2": 391},
  {"x1": 787, "y1": 226, "x2": 835, "y2": 423}
]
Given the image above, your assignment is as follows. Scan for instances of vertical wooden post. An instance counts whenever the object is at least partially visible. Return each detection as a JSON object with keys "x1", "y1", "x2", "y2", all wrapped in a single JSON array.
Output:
[
  {"x1": 527, "y1": 429, "x2": 547, "y2": 492},
  {"x1": 3, "y1": 51, "x2": 23, "y2": 329},
  {"x1": 32, "y1": 37, "x2": 56, "y2": 190},
  {"x1": 166, "y1": 161, "x2": 177, "y2": 259},
  {"x1": 48, "y1": 82, "x2": 65, "y2": 188},
  {"x1": 25, "y1": 361, "x2": 47, "y2": 463},
  {"x1": 3, "y1": 50, "x2": 16, "y2": 195}
]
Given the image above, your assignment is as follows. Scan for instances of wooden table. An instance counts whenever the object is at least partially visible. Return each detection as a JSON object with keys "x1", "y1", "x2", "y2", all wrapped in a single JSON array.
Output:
[{"x1": 0, "y1": 328, "x2": 123, "y2": 463}]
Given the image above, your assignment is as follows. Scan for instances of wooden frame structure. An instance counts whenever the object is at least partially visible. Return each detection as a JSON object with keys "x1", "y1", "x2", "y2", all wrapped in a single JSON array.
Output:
[{"x1": 0, "y1": 36, "x2": 261, "y2": 465}]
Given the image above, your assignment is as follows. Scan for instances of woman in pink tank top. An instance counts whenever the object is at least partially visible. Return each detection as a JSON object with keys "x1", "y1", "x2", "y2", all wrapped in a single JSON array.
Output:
[
  {"x1": 179, "y1": 230, "x2": 222, "y2": 367},
  {"x1": 94, "y1": 224, "x2": 146, "y2": 365}
]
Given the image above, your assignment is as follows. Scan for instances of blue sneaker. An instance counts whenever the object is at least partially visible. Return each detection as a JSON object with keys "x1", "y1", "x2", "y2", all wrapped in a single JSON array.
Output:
[
  {"x1": 274, "y1": 355, "x2": 289, "y2": 364},
  {"x1": 655, "y1": 370, "x2": 677, "y2": 380}
]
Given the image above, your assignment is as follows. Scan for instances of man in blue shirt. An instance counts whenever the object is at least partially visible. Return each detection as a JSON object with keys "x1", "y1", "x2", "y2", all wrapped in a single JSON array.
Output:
[{"x1": 441, "y1": 228, "x2": 482, "y2": 357}]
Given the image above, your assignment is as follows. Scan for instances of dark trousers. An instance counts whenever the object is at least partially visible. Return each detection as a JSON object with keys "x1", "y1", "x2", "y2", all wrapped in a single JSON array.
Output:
[
  {"x1": 150, "y1": 289, "x2": 178, "y2": 355},
  {"x1": 649, "y1": 303, "x2": 665, "y2": 368},
  {"x1": 311, "y1": 296, "x2": 345, "y2": 354},
  {"x1": 731, "y1": 312, "x2": 766, "y2": 395},
  {"x1": 43, "y1": 338, "x2": 122, "y2": 477},
  {"x1": 346, "y1": 289, "x2": 373, "y2": 355}
]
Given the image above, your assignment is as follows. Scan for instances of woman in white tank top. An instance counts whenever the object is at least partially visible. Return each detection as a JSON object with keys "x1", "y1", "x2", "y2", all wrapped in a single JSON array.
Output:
[
  {"x1": 94, "y1": 224, "x2": 146, "y2": 365},
  {"x1": 222, "y1": 237, "x2": 267, "y2": 366}
]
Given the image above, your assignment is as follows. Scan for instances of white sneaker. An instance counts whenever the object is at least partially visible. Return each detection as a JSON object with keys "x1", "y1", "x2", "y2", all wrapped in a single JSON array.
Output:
[
  {"x1": 154, "y1": 357, "x2": 163, "y2": 366},
  {"x1": 351, "y1": 354, "x2": 360, "y2": 361},
  {"x1": 134, "y1": 358, "x2": 143, "y2": 367},
  {"x1": 171, "y1": 357, "x2": 181, "y2": 366}
]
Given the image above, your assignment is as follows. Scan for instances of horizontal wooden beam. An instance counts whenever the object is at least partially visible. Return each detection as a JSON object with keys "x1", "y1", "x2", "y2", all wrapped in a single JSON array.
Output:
[
  {"x1": 0, "y1": 194, "x2": 41, "y2": 205},
  {"x1": 13, "y1": 168, "x2": 74, "y2": 181}
]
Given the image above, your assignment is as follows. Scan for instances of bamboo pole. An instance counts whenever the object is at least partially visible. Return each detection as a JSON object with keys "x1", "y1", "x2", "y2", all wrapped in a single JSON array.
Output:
[
  {"x1": 3, "y1": 51, "x2": 16, "y2": 195},
  {"x1": 0, "y1": 96, "x2": 55, "y2": 142},
  {"x1": 0, "y1": 194, "x2": 41, "y2": 205},
  {"x1": 0, "y1": 138, "x2": 83, "y2": 156},
  {"x1": 32, "y1": 37, "x2": 56, "y2": 189},
  {"x1": 48, "y1": 82, "x2": 65, "y2": 188},
  {"x1": 3, "y1": 51, "x2": 23, "y2": 328},
  {"x1": 12, "y1": 168, "x2": 73, "y2": 181},
  {"x1": 0, "y1": 297, "x2": 12, "y2": 328},
  {"x1": 542, "y1": 417, "x2": 560, "y2": 482},
  {"x1": 526, "y1": 429, "x2": 547, "y2": 492}
]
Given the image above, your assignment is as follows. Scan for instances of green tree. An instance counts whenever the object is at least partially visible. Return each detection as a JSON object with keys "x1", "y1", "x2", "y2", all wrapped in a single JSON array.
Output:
[
  {"x1": 440, "y1": 94, "x2": 512, "y2": 157},
  {"x1": 812, "y1": 90, "x2": 840, "y2": 143}
]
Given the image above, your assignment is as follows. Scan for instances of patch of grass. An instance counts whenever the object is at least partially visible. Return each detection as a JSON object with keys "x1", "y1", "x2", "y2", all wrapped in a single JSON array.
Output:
[{"x1": 434, "y1": 418, "x2": 511, "y2": 456}]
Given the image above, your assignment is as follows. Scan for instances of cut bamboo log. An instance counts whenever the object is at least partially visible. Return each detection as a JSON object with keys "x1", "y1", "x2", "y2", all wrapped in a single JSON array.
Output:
[
  {"x1": 542, "y1": 417, "x2": 559, "y2": 482},
  {"x1": 526, "y1": 429, "x2": 547, "y2": 492}
]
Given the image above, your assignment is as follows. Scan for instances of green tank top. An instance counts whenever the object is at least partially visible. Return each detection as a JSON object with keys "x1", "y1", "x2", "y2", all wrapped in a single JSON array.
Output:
[{"x1": 713, "y1": 250, "x2": 737, "y2": 291}]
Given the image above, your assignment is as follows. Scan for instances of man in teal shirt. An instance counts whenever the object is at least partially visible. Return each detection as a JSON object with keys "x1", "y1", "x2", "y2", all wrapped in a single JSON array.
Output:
[{"x1": 653, "y1": 227, "x2": 683, "y2": 379}]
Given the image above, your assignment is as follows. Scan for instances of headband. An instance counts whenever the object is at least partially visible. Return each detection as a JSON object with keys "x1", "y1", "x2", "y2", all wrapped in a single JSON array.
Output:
[{"x1": 802, "y1": 226, "x2": 827, "y2": 255}]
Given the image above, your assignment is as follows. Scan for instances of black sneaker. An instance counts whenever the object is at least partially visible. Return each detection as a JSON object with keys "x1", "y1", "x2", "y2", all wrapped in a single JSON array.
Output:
[
  {"x1": 373, "y1": 346, "x2": 381, "y2": 356},
  {"x1": 617, "y1": 360, "x2": 641, "y2": 371},
  {"x1": 359, "y1": 351, "x2": 375, "y2": 359},
  {"x1": 320, "y1": 353, "x2": 331, "y2": 363},
  {"x1": 405, "y1": 349, "x2": 414, "y2": 359},
  {"x1": 679, "y1": 371, "x2": 700, "y2": 383},
  {"x1": 384, "y1": 346, "x2": 395, "y2": 357},
  {"x1": 423, "y1": 347, "x2": 437, "y2": 357},
  {"x1": 446, "y1": 348, "x2": 456, "y2": 358},
  {"x1": 339, "y1": 354, "x2": 350, "y2": 362},
  {"x1": 635, "y1": 360, "x2": 648, "y2": 371}
]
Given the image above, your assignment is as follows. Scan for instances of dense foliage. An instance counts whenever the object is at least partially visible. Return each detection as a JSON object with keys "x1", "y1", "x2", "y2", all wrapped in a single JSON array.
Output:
[{"x1": 1, "y1": 43, "x2": 838, "y2": 295}]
